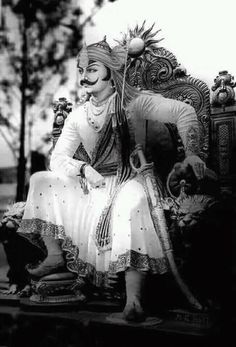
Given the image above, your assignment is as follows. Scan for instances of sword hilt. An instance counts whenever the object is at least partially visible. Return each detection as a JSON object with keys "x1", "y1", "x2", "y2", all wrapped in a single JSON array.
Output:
[{"x1": 130, "y1": 144, "x2": 153, "y2": 173}]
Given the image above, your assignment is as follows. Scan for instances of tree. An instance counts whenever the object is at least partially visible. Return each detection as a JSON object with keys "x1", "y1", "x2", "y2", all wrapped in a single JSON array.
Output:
[{"x1": 0, "y1": 0, "x2": 117, "y2": 201}]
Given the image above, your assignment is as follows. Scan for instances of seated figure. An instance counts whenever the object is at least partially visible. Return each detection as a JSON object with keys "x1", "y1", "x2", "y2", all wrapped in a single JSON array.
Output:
[{"x1": 16, "y1": 34, "x2": 207, "y2": 322}]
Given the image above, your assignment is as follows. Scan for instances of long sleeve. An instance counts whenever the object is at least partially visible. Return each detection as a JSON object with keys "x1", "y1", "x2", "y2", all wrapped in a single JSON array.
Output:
[
  {"x1": 129, "y1": 93, "x2": 200, "y2": 156},
  {"x1": 50, "y1": 110, "x2": 85, "y2": 177}
]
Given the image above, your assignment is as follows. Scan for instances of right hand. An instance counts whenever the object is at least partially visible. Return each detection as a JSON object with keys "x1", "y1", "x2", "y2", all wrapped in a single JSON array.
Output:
[
  {"x1": 183, "y1": 155, "x2": 206, "y2": 180},
  {"x1": 84, "y1": 165, "x2": 106, "y2": 189}
]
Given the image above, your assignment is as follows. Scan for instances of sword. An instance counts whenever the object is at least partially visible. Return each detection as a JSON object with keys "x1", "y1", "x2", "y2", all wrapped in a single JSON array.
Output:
[{"x1": 130, "y1": 144, "x2": 203, "y2": 310}]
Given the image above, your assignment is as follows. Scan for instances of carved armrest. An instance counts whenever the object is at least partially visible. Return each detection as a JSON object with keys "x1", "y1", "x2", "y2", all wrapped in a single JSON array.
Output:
[
  {"x1": 51, "y1": 97, "x2": 73, "y2": 148},
  {"x1": 167, "y1": 162, "x2": 219, "y2": 199}
]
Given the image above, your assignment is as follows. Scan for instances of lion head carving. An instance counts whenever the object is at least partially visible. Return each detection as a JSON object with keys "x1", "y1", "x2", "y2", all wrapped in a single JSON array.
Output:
[
  {"x1": 169, "y1": 193, "x2": 227, "y2": 305},
  {"x1": 175, "y1": 194, "x2": 217, "y2": 230}
]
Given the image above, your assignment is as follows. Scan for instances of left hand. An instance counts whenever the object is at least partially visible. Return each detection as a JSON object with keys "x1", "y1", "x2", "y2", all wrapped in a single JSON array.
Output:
[
  {"x1": 84, "y1": 165, "x2": 106, "y2": 189},
  {"x1": 183, "y1": 155, "x2": 206, "y2": 180}
]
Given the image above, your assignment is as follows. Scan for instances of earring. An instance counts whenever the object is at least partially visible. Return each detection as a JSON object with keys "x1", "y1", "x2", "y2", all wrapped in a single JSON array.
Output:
[{"x1": 110, "y1": 80, "x2": 116, "y2": 90}]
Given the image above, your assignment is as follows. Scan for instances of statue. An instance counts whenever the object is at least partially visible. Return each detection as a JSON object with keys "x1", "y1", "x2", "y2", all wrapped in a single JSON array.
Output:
[{"x1": 4, "y1": 28, "x2": 208, "y2": 322}]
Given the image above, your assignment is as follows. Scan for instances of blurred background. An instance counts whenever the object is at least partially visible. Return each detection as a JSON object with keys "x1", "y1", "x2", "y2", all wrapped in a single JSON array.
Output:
[{"x1": 0, "y1": 0, "x2": 235, "y2": 211}]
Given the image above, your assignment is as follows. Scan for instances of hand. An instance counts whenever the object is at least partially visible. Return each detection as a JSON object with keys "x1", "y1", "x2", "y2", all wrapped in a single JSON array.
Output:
[
  {"x1": 84, "y1": 165, "x2": 106, "y2": 189},
  {"x1": 183, "y1": 155, "x2": 206, "y2": 180}
]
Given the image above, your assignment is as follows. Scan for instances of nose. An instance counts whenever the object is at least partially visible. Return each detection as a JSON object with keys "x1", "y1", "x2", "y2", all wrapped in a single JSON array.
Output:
[
  {"x1": 82, "y1": 69, "x2": 89, "y2": 80},
  {"x1": 81, "y1": 70, "x2": 86, "y2": 79},
  {"x1": 179, "y1": 217, "x2": 192, "y2": 228},
  {"x1": 183, "y1": 218, "x2": 191, "y2": 226},
  {"x1": 79, "y1": 70, "x2": 86, "y2": 83}
]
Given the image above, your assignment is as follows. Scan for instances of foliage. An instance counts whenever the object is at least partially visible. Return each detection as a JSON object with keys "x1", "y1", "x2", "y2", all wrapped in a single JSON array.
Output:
[
  {"x1": 1, "y1": 0, "x2": 82, "y2": 109},
  {"x1": 0, "y1": 0, "x2": 117, "y2": 200},
  {"x1": 0, "y1": 0, "x2": 116, "y2": 150}
]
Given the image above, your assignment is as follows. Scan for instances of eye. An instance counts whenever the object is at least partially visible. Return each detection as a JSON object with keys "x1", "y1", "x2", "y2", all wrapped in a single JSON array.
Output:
[
  {"x1": 87, "y1": 68, "x2": 97, "y2": 73},
  {"x1": 78, "y1": 68, "x2": 83, "y2": 75}
]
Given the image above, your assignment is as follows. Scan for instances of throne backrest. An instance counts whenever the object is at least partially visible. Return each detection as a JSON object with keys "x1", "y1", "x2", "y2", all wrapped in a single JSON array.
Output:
[{"x1": 125, "y1": 45, "x2": 210, "y2": 163}]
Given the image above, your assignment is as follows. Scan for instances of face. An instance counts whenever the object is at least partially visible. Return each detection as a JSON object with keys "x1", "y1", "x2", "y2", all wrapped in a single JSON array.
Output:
[{"x1": 78, "y1": 61, "x2": 110, "y2": 95}]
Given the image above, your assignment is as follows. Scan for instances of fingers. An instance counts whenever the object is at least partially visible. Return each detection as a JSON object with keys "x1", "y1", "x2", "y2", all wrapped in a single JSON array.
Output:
[
  {"x1": 9, "y1": 284, "x2": 18, "y2": 294},
  {"x1": 183, "y1": 155, "x2": 206, "y2": 180},
  {"x1": 85, "y1": 165, "x2": 106, "y2": 188},
  {"x1": 0, "y1": 284, "x2": 18, "y2": 295},
  {"x1": 193, "y1": 162, "x2": 206, "y2": 180}
]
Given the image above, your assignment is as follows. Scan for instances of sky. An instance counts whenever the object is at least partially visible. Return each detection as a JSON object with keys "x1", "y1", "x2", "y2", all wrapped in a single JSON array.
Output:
[
  {"x1": 82, "y1": 0, "x2": 236, "y2": 86},
  {"x1": 1, "y1": 0, "x2": 236, "y2": 167}
]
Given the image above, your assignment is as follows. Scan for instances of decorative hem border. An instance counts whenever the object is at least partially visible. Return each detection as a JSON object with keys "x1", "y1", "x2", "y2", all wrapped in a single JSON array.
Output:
[{"x1": 18, "y1": 218, "x2": 169, "y2": 287}]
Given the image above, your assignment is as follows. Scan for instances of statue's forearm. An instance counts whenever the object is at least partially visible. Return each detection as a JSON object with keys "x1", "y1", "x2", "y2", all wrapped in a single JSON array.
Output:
[{"x1": 184, "y1": 125, "x2": 200, "y2": 157}]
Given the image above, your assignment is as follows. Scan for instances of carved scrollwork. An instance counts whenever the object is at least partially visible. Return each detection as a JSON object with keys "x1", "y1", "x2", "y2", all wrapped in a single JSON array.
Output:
[
  {"x1": 143, "y1": 48, "x2": 179, "y2": 87},
  {"x1": 51, "y1": 97, "x2": 73, "y2": 147},
  {"x1": 122, "y1": 22, "x2": 211, "y2": 161},
  {"x1": 144, "y1": 57, "x2": 174, "y2": 87},
  {"x1": 127, "y1": 47, "x2": 180, "y2": 89},
  {"x1": 126, "y1": 49, "x2": 210, "y2": 160},
  {"x1": 152, "y1": 47, "x2": 178, "y2": 67}
]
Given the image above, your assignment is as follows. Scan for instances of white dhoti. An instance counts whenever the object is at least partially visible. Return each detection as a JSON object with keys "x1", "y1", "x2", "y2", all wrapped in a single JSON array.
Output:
[{"x1": 18, "y1": 170, "x2": 169, "y2": 287}]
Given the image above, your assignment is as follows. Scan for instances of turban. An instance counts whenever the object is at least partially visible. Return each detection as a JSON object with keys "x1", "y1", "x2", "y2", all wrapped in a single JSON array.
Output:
[{"x1": 77, "y1": 36, "x2": 127, "y2": 71}]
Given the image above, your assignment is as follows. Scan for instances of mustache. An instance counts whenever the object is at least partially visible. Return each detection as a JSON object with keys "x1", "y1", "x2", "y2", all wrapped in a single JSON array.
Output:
[{"x1": 80, "y1": 78, "x2": 99, "y2": 86}]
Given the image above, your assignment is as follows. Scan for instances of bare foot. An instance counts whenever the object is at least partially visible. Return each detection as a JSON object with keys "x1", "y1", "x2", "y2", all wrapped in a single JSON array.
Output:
[
  {"x1": 0, "y1": 284, "x2": 18, "y2": 295},
  {"x1": 27, "y1": 254, "x2": 65, "y2": 277},
  {"x1": 123, "y1": 296, "x2": 145, "y2": 322},
  {"x1": 18, "y1": 284, "x2": 31, "y2": 297}
]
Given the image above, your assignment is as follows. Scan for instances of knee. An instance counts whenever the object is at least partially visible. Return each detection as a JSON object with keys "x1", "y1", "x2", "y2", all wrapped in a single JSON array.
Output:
[
  {"x1": 29, "y1": 171, "x2": 54, "y2": 186},
  {"x1": 117, "y1": 179, "x2": 147, "y2": 207}
]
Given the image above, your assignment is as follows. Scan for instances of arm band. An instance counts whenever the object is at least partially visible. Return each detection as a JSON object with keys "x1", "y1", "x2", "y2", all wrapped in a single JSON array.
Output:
[{"x1": 79, "y1": 163, "x2": 88, "y2": 178}]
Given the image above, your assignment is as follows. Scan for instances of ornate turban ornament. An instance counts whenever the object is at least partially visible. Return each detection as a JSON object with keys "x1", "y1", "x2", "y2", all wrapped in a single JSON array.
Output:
[{"x1": 78, "y1": 43, "x2": 89, "y2": 68}]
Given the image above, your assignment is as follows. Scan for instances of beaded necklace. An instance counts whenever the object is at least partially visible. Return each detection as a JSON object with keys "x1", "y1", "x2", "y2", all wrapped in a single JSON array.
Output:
[{"x1": 86, "y1": 92, "x2": 116, "y2": 132}]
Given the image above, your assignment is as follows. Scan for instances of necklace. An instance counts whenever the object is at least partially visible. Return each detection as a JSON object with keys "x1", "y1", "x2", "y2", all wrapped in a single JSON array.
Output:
[
  {"x1": 89, "y1": 92, "x2": 116, "y2": 117},
  {"x1": 86, "y1": 93, "x2": 116, "y2": 132},
  {"x1": 89, "y1": 102, "x2": 108, "y2": 117},
  {"x1": 90, "y1": 92, "x2": 115, "y2": 107},
  {"x1": 86, "y1": 105, "x2": 107, "y2": 132}
]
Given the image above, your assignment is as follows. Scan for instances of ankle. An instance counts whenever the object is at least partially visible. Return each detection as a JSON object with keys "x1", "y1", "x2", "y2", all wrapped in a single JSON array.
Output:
[
  {"x1": 126, "y1": 294, "x2": 141, "y2": 304},
  {"x1": 47, "y1": 253, "x2": 64, "y2": 257}
]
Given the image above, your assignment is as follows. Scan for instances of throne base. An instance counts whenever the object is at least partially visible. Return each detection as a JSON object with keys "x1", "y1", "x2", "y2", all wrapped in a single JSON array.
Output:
[{"x1": 29, "y1": 271, "x2": 85, "y2": 305}]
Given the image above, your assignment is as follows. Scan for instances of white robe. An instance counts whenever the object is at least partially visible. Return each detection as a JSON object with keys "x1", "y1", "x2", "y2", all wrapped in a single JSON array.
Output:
[{"x1": 18, "y1": 92, "x2": 198, "y2": 287}]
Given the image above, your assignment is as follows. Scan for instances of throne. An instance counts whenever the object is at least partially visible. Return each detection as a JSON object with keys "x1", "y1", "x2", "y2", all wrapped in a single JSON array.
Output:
[
  {"x1": 1, "y1": 24, "x2": 217, "y2": 313},
  {"x1": 26, "y1": 25, "x2": 214, "y2": 308}
]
